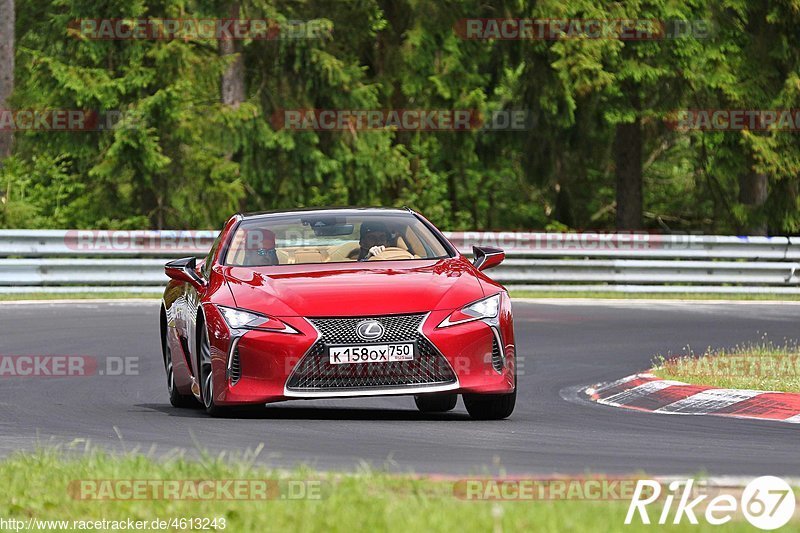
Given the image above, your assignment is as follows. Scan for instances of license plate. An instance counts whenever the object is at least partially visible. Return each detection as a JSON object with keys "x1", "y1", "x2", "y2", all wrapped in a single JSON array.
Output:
[{"x1": 329, "y1": 343, "x2": 415, "y2": 364}]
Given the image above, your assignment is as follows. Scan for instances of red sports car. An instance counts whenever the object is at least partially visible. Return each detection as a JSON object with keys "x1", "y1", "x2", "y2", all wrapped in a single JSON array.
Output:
[{"x1": 160, "y1": 208, "x2": 516, "y2": 419}]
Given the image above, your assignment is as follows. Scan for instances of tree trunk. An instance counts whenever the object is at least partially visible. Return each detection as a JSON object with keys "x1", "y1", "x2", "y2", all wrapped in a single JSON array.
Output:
[
  {"x1": 220, "y1": 2, "x2": 245, "y2": 108},
  {"x1": 554, "y1": 184, "x2": 575, "y2": 228},
  {"x1": 0, "y1": 0, "x2": 14, "y2": 160},
  {"x1": 219, "y1": 3, "x2": 245, "y2": 210},
  {"x1": 738, "y1": 170, "x2": 768, "y2": 235},
  {"x1": 614, "y1": 92, "x2": 643, "y2": 230}
]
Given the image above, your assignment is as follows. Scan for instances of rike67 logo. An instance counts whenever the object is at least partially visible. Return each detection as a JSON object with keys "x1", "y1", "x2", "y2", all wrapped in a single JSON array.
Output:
[{"x1": 626, "y1": 476, "x2": 796, "y2": 530}]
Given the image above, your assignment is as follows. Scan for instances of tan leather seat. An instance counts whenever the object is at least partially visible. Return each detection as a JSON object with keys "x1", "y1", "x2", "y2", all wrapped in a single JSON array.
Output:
[
  {"x1": 328, "y1": 242, "x2": 360, "y2": 262},
  {"x1": 276, "y1": 249, "x2": 290, "y2": 264},
  {"x1": 293, "y1": 250, "x2": 324, "y2": 264}
]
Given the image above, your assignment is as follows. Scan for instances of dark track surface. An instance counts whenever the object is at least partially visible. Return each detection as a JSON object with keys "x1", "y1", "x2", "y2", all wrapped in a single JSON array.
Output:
[{"x1": 1, "y1": 299, "x2": 798, "y2": 476}]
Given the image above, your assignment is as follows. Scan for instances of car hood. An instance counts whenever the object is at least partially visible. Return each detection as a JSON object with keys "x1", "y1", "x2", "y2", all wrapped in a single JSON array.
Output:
[{"x1": 221, "y1": 258, "x2": 484, "y2": 317}]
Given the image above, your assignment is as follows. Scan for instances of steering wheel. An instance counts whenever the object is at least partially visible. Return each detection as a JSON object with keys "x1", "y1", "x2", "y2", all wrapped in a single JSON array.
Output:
[{"x1": 367, "y1": 247, "x2": 414, "y2": 261}]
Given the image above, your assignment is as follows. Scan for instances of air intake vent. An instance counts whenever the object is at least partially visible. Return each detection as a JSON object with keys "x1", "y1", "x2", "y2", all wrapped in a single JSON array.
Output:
[
  {"x1": 491, "y1": 334, "x2": 504, "y2": 373},
  {"x1": 229, "y1": 347, "x2": 241, "y2": 385}
]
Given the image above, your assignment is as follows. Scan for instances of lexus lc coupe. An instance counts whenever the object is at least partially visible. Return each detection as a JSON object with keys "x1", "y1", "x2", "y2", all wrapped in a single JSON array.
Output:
[{"x1": 160, "y1": 207, "x2": 517, "y2": 419}]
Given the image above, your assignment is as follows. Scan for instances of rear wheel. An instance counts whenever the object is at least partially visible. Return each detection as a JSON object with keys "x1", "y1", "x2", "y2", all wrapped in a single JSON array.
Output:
[
  {"x1": 164, "y1": 334, "x2": 195, "y2": 408},
  {"x1": 463, "y1": 390, "x2": 516, "y2": 420},
  {"x1": 199, "y1": 320, "x2": 227, "y2": 417},
  {"x1": 414, "y1": 393, "x2": 457, "y2": 413}
]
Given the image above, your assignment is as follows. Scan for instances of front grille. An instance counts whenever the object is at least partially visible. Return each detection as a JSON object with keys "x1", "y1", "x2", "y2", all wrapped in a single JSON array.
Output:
[
  {"x1": 491, "y1": 334, "x2": 504, "y2": 373},
  {"x1": 310, "y1": 314, "x2": 426, "y2": 344},
  {"x1": 286, "y1": 314, "x2": 457, "y2": 391}
]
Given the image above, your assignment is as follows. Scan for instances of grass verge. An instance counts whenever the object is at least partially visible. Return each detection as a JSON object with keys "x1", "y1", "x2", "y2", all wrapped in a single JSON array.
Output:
[
  {"x1": 0, "y1": 448, "x2": 768, "y2": 532},
  {"x1": 651, "y1": 339, "x2": 800, "y2": 392},
  {"x1": 0, "y1": 292, "x2": 160, "y2": 301}
]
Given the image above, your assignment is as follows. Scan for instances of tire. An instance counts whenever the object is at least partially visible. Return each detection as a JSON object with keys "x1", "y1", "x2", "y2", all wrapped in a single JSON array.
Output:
[
  {"x1": 164, "y1": 335, "x2": 196, "y2": 408},
  {"x1": 463, "y1": 390, "x2": 516, "y2": 420},
  {"x1": 198, "y1": 319, "x2": 227, "y2": 417},
  {"x1": 414, "y1": 393, "x2": 457, "y2": 413}
]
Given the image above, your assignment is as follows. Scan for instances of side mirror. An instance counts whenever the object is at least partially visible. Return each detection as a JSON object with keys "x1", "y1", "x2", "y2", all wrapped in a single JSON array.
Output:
[
  {"x1": 472, "y1": 246, "x2": 505, "y2": 271},
  {"x1": 165, "y1": 257, "x2": 206, "y2": 289}
]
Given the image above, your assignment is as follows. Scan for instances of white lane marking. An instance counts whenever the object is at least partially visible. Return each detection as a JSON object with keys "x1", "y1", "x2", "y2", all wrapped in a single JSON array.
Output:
[
  {"x1": 656, "y1": 388, "x2": 763, "y2": 414},
  {"x1": 783, "y1": 414, "x2": 800, "y2": 424},
  {"x1": 655, "y1": 476, "x2": 800, "y2": 488},
  {"x1": 598, "y1": 380, "x2": 684, "y2": 406},
  {"x1": 589, "y1": 373, "x2": 655, "y2": 397},
  {"x1": 0, "y1": 299, "x2": 159, "y2": 306}
]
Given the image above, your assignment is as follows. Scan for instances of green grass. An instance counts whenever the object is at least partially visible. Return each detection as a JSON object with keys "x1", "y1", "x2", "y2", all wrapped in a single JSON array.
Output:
[
  {"x1": 0, "y1": 292, "x2": 160, "y2": 301},
  {"x1": 652, "y1": 338, "x2": 800, "y2": 392},
  {"x1": 0, "y1": 448, "x2": 771, "y2": 532},
  {"x1": 510, "y1": 290, "x2": 800, "y2": 301}
]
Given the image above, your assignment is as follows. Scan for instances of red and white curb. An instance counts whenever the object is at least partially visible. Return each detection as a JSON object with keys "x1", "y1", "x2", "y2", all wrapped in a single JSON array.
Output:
[{"x1": 586, "y1": 373, "x2": 800, "y2": 424}]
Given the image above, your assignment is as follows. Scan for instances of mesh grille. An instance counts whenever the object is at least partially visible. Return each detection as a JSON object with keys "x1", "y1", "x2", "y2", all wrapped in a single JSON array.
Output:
[
  {"x1": 491, "y1": 334, "x2": 504, "y2": 373},
  {"x1": 310, "y1": 314, "x2": 426, "y2": 344},
  {"x1": 286, "y1": 314, "x2": 457, "y2": 391}
]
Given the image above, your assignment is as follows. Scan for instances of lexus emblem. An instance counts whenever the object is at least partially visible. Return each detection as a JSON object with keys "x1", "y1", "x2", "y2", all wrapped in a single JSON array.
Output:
[{"x1": 356, "y1": 320, "x2": 385, "y2": 341}]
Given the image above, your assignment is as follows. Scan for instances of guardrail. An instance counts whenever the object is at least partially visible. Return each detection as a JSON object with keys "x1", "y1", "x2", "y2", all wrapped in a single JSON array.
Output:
[{"x1": 0, "y1": 230, "x2": 798, "y2": 294}]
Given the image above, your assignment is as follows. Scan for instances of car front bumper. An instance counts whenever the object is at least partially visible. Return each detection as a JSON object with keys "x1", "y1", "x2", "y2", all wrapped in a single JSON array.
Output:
[{"x1": 205, "y1": 306, "x2": 516, "y2": 406}]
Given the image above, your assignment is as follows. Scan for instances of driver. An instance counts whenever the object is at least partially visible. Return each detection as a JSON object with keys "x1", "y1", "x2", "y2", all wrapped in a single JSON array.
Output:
[{"x1": 349, "y1": 221, "x2": 393, "y2": 261}]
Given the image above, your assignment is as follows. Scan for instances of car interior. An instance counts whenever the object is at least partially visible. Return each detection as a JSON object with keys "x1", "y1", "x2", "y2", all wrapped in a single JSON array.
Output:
[{"x1": 225, "y1": 218, "x2": 448, "y2": 267}]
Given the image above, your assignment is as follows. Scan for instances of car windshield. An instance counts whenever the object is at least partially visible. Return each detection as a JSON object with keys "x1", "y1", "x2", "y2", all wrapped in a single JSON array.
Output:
[{"x1": 224, "y1": 211, "x2": 452, "y2": 267}]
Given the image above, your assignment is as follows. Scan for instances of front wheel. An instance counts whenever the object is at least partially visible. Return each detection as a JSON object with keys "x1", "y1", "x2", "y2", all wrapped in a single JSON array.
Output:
[
  {"x1": 463, "y1": 390, "x2": 516, "y2": 420},
  {"x1": 414, "y1": 393, "x2": 457, "y2": 413},
  {"x1": 199, "y1": 321, "x2": 228, "y2": 417}
]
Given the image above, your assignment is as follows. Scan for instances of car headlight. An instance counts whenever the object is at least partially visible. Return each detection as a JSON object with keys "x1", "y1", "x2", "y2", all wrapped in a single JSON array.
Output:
[
  {"x1": 438, "y1": 293, "x2": 501, "y2": 328},
  {"x1": 217, "y1": 305, "x2": 299, "y2": 333}
]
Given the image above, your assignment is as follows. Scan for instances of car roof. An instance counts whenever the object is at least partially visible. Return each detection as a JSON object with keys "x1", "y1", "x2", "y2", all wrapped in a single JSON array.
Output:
[{"x1": 239, "y1": 206, "x2": 415, "y2": 220}]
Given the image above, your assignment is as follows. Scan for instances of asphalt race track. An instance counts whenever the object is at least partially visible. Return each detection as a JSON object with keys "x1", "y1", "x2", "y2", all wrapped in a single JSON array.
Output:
[{"x1": 1, "y1": 299, "x2": 798, "y2": 476}]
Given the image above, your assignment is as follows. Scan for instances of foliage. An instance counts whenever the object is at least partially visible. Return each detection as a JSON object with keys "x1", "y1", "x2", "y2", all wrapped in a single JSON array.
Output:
[{"x1": 1, "y1": 0, "x2": 798, "y2": 233}]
